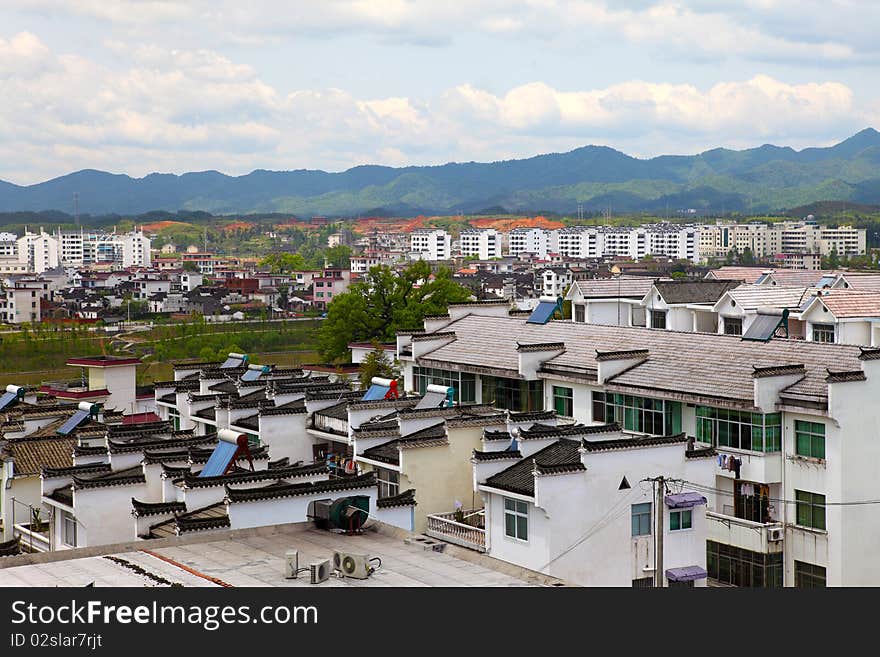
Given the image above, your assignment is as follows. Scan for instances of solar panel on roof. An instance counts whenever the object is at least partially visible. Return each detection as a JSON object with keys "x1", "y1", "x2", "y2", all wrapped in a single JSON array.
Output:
[
  {"x1": 415, "y1": 390, "x2": 448, "y2": 409},
  {"x1": 526, "y1": 300, "x2": 560, "y2": 325},
  {"x1": 56, "y1": 409, "x2": 89, "y2": 435},
  {"x1": 362, "y1": 384, "x2": 390, "y2": 401},
  {"x1": 198, "y1": 441, "x2": 239, "y2": 477},
  {"x1": 817, "y1": 276, "x2": 836, "y2": 288},
  {"x1": 741, "y1": 313, "x2": 784, "y2": 342},
  {"x1": 220, "y1": 352, "x2": 248, "y2": 369},
  {"x1": 0, "y1": 391, "x2": 16, "y2": 411},
  {"x1": 241, "y1": 365, "x2": 268, "y2": 382}
]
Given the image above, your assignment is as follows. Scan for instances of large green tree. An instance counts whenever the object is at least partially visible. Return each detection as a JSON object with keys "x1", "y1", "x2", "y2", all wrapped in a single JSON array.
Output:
[{"x1": 318, "y1": 261, "x2": 472, "y2": 361}]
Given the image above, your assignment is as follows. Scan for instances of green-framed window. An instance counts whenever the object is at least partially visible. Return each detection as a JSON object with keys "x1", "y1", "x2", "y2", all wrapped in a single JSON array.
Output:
[
  {"x1": 795, "y1": 490, "x2": 826, "y2": 530},
  {"x1": 695, "y1": 407, "x2": 781, "y2": 452},
  {"x1": 482, "y1": 376, "x2": 543, "y2": 413},
  {"x1": 413, "y1": 367, "x2": 476, "y2": 403},
  {"x1": 594, "y1": 391, "x2": 681, "y2": 435},
  {"x1": 795, "y1": 420, "x2": 825, "y2": 459},
  {"x1": 553, "y1": 386, "x2": 573, "y2": 417}
]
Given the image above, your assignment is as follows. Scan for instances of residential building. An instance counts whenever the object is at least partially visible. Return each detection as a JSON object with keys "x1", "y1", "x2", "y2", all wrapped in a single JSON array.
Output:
[
  {"x1": 550, "y1": 224, "x2": 699, "y2": 262},
  {"x1": 639, "y1": 280, "x2": 740, "y2": 332},
  {"x1": 410, "y1": 229, "x2": 451, "y2": 261},
  {"x1": 395, "y1": 302, "x2": 880, "y2": 586},
  {"x1": 312, "y1": 268, "x2": 351, "y2": 310},
  {"x1": 459, "y1": 229, "x2": 501, "y2": 260},
  {"x1": 17, "y1": 229, "x2": 60, "y2": 273},
  {"x1": 507, "y1": 228, "x2": 551, "y2": 259},
  {"x1": 698, "y1": 220, "x2": 866, "y2": 261}
]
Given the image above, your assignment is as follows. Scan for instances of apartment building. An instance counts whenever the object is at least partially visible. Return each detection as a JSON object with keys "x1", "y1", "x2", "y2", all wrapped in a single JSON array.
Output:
[
  {"x1": 458, "y1": 229, "x2": 500, "y2": 260},
  {"x1": 550, "y1": 224, "x2": 699, "y2": 262},
  {"x1": 56, "y1": 230, "x2": 152, "y2": 268},
  {"x1": 395, "y1": 301, "x2": 880, "y2": 586},
  {"x1": 410, "y1": 229, "x2": 451, "y2": 261},
  {"x1": 17, "y1": 229, "x2": 60, "y2": 273},
  {"x1": 0, "y1": 232, "x2": 18, "y2": 258},
  {"x1": 507, "y1": 228, "x2": 551, "y2": 259},
  {"x1": 699, "y1": 221, "x2": 866, "y2": 261}
]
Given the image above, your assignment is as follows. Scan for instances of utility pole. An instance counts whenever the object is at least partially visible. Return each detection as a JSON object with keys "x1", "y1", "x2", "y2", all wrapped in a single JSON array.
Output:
[{"x1": 654, "y1": 476, "x2": 666, "y2": 588}]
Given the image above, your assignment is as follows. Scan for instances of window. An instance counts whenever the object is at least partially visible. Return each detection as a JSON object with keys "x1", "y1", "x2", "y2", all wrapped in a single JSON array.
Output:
[
  {"x1": 553, "y1": 386, "x2": 573, "y2": 417},
  {"x1": 695, "y1": 407, "x2": 781, "y2": 452},
  {"x1": 723, "y1": 317, "x2": 742, "y2": 335},
  {"x1": 795, "y1": 420, "x2": 825, "y2": 459},
  {"x1": 706, "y1": 541, "x2": 782, "y2": 588},
  {"x1": 632, "y1": 502, "x2": 651, "y2": 536},
  {"x1": 592, "y1": 391, "x2": 606, "y2": 422},
  {"x1": 413, "y1": 367, "x2": 476, "y2": 403},
  {"x1": 504, "y1": 498, "x2": 528, "y2": 541},
  {"x1": 795, "y1": 490, "x2": 826, "y2": 530},
  {"x1": 482, "y1": 376, "x2": 543, "y2": 413},
  {"x1": 670, "y1": 509, "x2": 692, "y2": 531},
  {"x1": 812, "y1": 323, "x2": 835, "y2": 343},
  {"x1": 602, "y1": 393, "x2": 681, "y2": 436},
  {"x1": 377, "y1": 468, "x2": 399, "y2": 498},
  {"x1": 794, "y1": 561, "x2": 826, "y2": 588},
  {"x1": 651, "y1": 310, "x2": 667, "y2": 329},
  {"x1": 62, "y1": 512, "x2": 77, "y2": 547},
  {"x1": 632, "y1": 577, "x2": 653, "y2": 588},
  {"x1": 574, "y1": 304, "x2": 585, "y2": 323},
  {"x1": 668, "y1": 580, "x2": 695, "y2": 588}
]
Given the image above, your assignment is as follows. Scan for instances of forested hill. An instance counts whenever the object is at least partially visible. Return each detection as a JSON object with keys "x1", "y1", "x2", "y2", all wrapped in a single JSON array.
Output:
[{"x1": 3, "y1": 128, "x2": 880, "y2": 216}]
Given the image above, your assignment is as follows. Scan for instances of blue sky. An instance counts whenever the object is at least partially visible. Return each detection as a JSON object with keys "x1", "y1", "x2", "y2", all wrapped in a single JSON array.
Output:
[{"x1": 1, "y1": 1, "x2": 878, "y2": 184}]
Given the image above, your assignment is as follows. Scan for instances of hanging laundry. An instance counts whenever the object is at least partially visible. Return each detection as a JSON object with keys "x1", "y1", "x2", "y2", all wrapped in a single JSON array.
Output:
[{"x1": 733, "y1": 458, "x2": 742, "y2": 480}]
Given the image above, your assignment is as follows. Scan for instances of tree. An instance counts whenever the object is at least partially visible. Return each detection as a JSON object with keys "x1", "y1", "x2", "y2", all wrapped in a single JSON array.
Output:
[
  {"x1": 260, "y1": 252, "x2": 306, "y2": 273},
  {"x1": 823, "y1": 248, "x2": 841, "y2": 269},
  {"x1": 740, "y1": 247, "x2": 755, "y2": 265},
  {"x1": 358, "y1": 340, "x2": 398, "y2": 388},
  {"x1": 324, "y1": 244, "x2": 352, "y2": 268},
  {"x1": 318, "y1": 260, "x2": 472, "y2": 361},
  {"x1": 182, "y1": 261, "x2": 200, "y2": 273}
]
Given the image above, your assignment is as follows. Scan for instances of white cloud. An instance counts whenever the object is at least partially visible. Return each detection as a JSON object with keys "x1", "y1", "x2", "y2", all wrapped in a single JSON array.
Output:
[
  {"x1": 6, "y1": 1, "x2": 875, "y2": 63},
  {"x1": 0, "y1": 31, "x2": 871, "y2": 184}
]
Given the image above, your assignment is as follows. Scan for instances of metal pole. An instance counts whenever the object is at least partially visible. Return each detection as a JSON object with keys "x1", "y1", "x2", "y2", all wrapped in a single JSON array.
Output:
[{"x1": 655, "y1": 477, "x2": 665, "y2": 588}]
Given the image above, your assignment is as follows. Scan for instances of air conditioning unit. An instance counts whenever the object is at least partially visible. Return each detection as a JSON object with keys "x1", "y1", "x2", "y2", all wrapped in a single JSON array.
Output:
[
  {"x1": 332, "y1": 551, "x2": 373, "y2": 579},
  {"x1": 310, "y1": 559, "x2": 332, "y2": 584},
  {"x1": 284, "y1": 550, "x2": 299, "y2": 579},
  {"x1": 767, "y1": 527, "x2": 784, "y2": 542}
]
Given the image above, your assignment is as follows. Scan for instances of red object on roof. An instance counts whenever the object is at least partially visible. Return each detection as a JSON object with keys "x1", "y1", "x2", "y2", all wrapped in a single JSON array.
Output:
[{"x1": 122, "y1": 412, "x2": 162, "y2": 425}]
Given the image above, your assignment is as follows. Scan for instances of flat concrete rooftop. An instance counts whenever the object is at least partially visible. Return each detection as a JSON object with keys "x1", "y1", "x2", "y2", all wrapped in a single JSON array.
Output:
[{"x1": 0, "y1": 525, "x2": 551, "y2": 588}]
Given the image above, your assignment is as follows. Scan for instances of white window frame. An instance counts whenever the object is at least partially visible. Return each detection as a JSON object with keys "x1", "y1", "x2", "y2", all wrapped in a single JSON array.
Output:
[
  {"x1": 503, "y1": 497, "x2": 529, "y2": 542},
  {"x1": 62, "y1": 511, "x2": 77, "y2": 547},
  {"x1": 669, "y1": 508, "x2": 693, "y2": 532},
  {"x1": 377, "y1": 468, "x2": 399, "y2": 499}
]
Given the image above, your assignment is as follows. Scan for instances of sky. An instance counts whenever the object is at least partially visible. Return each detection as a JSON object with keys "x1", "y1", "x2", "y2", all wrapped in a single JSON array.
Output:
[{"x1": 1, "y1": 0, "x2": 878, "y2": 184}]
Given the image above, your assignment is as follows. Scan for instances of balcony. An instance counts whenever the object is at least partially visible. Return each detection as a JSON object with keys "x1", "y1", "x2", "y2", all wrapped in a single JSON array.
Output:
[
  {"x1": 426, "y1": 509, "x2": 486, "y2": 552},
  {"x1": 706, "y1": 511, "x2": 784, "y2": 554}
]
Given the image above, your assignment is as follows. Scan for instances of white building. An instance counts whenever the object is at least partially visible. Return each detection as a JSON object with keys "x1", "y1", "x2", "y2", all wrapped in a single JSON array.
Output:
[
  {"x1": 699, "y1": 220, "x2": 866, "y2": 261},
  {"x1": 17, "y1": 229, "x2": 60, "y2": 273},
  {"x1": 507, "y1": 228, "x2": 551, "y2": 259},
  {"x1": 56, "y1": 229, "x2": 151, "y2": 268},
  {"x1": 410, "y1": 229, "x2": 451, "y2": 261},
  {"x1": 0, "y1": 232, "x2": 18, "y2": 258},
  {"x1": 550, "y1": 224, "x2": 699, "y2": 262},
  {"x1": 459, "y1": 229, "x2": 500, "y2": 260},
  {"x1": 394, "y1": 301, "x2": 880, "y2": 586}
]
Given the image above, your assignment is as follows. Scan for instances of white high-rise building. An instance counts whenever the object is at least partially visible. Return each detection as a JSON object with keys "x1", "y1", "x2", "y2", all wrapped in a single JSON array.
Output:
[
  {"x1": 410, "y1": 229, "x2": 451, "y2": 261},
  {"x1": 507, "y1": 228, "x2": 551, "y2": 258},
  {"x1": 0, "y1": 232, "x2": 18, "y2": 259},
  {"x1": 459, "y1": 229, "x2": 500, "y2": 260},
  {"x1": 698, "y1": 220, "x2": 866, "y2": 261},
  {"x1": 57, "y1": 229, "x2": 151, "y2": 268},
  {"x1": 17, "y1": 229, "x2": 60, "y2": 273},
  {"x1": 549, "y1": 224, "x2": 699, "y2": 262}
]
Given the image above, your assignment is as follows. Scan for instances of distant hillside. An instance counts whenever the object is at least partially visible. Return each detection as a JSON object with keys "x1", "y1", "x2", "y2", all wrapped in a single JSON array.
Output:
[{"x1": 3, "y1": 129, "x2": 880, "y2": 216}]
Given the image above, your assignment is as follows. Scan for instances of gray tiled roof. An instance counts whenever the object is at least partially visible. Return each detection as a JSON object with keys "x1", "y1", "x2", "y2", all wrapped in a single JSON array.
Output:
[
  {"x1": 483, "y1": 439, "x2": 581, "y2": 496},
  {"x1": 415, "y1": 315, "x2": 865, "y2": 405},
  {"x1": 654, "y1": 280, "x2": 740, "y2": 305}
]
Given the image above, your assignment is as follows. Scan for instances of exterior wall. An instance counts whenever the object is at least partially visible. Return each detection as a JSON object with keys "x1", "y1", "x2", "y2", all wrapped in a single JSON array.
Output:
[
  {"x1": 1, "y1": 475, "x2": 42, "y2": 541},
  {"x1": 258, "y1": 414, "x2": 313, "y2": 463},
  {"x1": 837, "y1": 320, "x2": 870, "y2": 346},
  {"x1": 586, "y1": 300, "x2": 626, "y2": 326},
  {"x1": 372, "y1": 504, "x2": 415, "y2": 531},
  {"x1": 73, "y1": 483, "x2": 147, "y2": 546},
  {"x1": 227, "y1": 487, "x2": 378, "y2": 530}
]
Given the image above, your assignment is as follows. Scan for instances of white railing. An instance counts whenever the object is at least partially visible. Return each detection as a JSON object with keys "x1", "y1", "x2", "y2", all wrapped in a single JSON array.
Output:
[
  {"x1": 425, "y1": 510, "x2": 486, "y2": 552},
  {"x1": 13, "y1": 523, "x2": 51, "y2": 553},
  {"x1": 706, "y1": 511, "x2": 784, "y2": 554}
]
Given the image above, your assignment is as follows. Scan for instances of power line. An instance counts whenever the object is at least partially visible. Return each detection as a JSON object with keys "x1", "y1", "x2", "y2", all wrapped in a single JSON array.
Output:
[{"x1": 680, "y1": 479, "x2": 880, "y2": 507}]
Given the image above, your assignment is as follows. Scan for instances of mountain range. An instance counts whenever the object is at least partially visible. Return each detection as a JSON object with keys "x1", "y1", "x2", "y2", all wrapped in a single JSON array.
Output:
[{"x1": 3, "y1": 129, "x2": 880, "y2": 217}]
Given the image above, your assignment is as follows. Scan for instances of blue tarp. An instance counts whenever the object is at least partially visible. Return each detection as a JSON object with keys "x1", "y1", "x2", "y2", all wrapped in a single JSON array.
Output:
[
  {"x1": 362, "y1": 384, "x2": 391, "y2": 401},
  {"x1": 666, "y1": 566, "x2": 708, "y2": 582},
  {"x1": 198, "y1": 441, "x2": 239, "y2": 477},
  {"x1": 57, "y1": 409, "x2": 89, "y2": 436},
  {"x1": 526, "y1": 300, "x2": 559, "y2": 325}
]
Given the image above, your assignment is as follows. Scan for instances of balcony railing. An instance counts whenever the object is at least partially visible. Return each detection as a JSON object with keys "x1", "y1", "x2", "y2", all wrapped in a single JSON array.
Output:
[
  {"x1": 426, "y1": 509, "x2": 486, "y2": 552},
  {"x1": 706, "y1": 511, "x2": 784, "y2": 554},
  {"x1": 13, "y1": 523, "x2": 51, "y2": 553}
]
